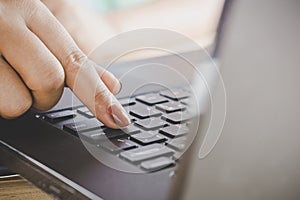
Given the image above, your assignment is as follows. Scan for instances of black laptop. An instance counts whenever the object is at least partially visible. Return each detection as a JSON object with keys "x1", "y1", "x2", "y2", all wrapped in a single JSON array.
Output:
[{"x1": 0, "y1": 1, "x2": 228, "y2": 200}]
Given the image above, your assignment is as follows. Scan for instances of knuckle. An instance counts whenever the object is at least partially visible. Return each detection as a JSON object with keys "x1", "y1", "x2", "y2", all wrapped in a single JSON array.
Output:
[
  {"x1": 32, "y1": 67, "x2": 65, "y2": 92},
  {"x1": 42, "y1": 70, "x2": 65, "y2": 91},
  {"x1": 18, "y1": 0, "x2": 40, "y2": 17},
  {"x1": 94, "y1": 85, "x2": 112, "y2": 106},
  {"x1": 2, "y1": 94, "x2": 32, "y2": 119},
  {"x1": 34, "y1": 97, "x2": 61, "y2": 111},
  {"x1": 0, "y1": 0, "x2": 41, "y2": 29},
  {"x1": 0, "y1": 1, "x2": 16, "y2": 26},
  {"x1": 31, "y1": 84, "x2": 64, "y2": 112},
  {"x1": 63, "y1": 50, "x2": 87, "y2": 75}
]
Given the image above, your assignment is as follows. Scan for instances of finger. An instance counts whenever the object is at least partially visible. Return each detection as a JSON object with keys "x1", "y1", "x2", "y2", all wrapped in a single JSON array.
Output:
[
  {"x1": 72, "y1": 59, "x2": 130, "y2": 128},
  {"x1": 0, "y1": 23, "x2": 65, "y2": 111},
  {"x1": 94, "y1": 65, "x2": 122, "y2": 95},
  {"x1": 25, "y1": 2, "x2": 129, "y2": 128},
  {"x1": 24, "y1": 1, "x2": 122, "y2": 94},
  {"x1": 0, "y1": 57, "x2": 32, "y2": 119}
]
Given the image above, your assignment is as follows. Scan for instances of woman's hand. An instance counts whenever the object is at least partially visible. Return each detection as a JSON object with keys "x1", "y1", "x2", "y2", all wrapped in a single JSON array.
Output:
[{"x1": 0, "y1": 0, "x2": 130, "y2": 128}]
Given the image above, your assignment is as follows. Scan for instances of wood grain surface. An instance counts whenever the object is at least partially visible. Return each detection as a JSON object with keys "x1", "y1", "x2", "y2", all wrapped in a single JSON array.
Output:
[{"x1": 0, "y1": 176, "x2": 52, "y2": 200}]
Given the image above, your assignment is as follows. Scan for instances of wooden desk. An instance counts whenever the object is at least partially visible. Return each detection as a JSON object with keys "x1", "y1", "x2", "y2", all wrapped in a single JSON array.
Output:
[{"x1": 0, "y1": 176, "x2": 52, "y2": 200}]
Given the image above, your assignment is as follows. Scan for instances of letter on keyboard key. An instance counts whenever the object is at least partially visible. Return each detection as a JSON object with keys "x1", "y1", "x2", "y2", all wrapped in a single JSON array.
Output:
[
  {"x1": 45, "y1": 110, "x2": 76, "y2": 122},
  {"x1": 120, "y1": 143, "x2": 174, "y2": 163},
  {"x1": 141, "y1": 157, "x2": 174, "y2": 171},
  {"x1": 136, "y1": 94, "x2": 168, "y2": 105},
  {"x1": 135, "y1": 118, "x2": 166, "y2": 130}
]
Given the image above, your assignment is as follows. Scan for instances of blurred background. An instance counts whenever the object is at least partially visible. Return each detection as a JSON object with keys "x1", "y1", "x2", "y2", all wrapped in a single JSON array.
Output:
[{"x1": 42, "y1": 0, "x2": 224, "y2": 61}]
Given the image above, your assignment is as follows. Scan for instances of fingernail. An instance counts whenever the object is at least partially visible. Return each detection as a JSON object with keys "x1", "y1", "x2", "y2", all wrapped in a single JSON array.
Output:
[
  {"x1": 107, "y1": 103, "x2": 131, "y2": 128},
  {"x1": 113, "y1": 80, "x2": 122, "y2": 95}
]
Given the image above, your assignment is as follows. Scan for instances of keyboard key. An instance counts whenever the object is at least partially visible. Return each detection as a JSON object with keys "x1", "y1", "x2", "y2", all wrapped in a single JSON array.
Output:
[
  {"x1": 159, "y1": 125, "x2": 189, "y2": 138},
  {"x1": 120, "y1": 143, "x2": 174, "y2": 163},
  {"x1": 160, "y1": 89, "x2": 189, "y2": 100},
  {"x1": 141, "y1": 157, "x2": 174, "y2": 171},
  {"x1": 103, "y1": 128, "x2": 128, "y2": 139},
  {"x1": 180, "y1": 99, "x2": 191, "y2": 105},
  {"x1": 45, "y1": 110, "x2": 76, "y2": 122},
  {"x1": 63, "y1": 119, "x2": 104, "y2": 135},
  {"x1": 122, "y1": 108, "x2": 137, "y2": 122},
  {"x1": 129, "y1": 116, "x2": 137, "y2": 122},
  {"x1": 77, "y1": 107, "x2": 89, "y2": 113},
  {"x1": 99, "y1": 138, "x2": 137, "y2": 153},
  {"x1": 80, "y1": 130, "x2": 107, "y2": 143},
  {"x1": 84, "y1": 111, "x2": 95, "y2": 118},
  {"x1": 135, "y1": 118, "x2": 166, "y2": 130},
  {"x1": 80, "y1": 128, "x2": 126, "y2": 143},
  {"x1": 121, "y1": 124, "x2": 141, "y2": 135},
  {"x1": 136, "y1": 94, "x2": 168, "y2": 105},
  {"x1": 130, "y1": 131, "x2": 166, "y2": 145},
  {"x1": 162, "y1": 112, "x2": 191, "y2": 124},
  {"x1": 129, "y1": 104, "x2": 162, "y2": 119},
  {"x1": 166, "y1": 137, "x2": 188, "y2": 151},
  {"x1": 119, "y1": 98, "x2": 136, "y2": 107},
  {"x1": 77, "y1": 107, "x2": 94, "y2": 118},
  {"x1": 156, "y1": 102, "x2": 186, "y2": 113},
  {"x1": 172, "y1": 152, "x2": 181, "y2": 160},
  {"x1": 81, "y1": 111, "x2": 95, "y2": 118}
]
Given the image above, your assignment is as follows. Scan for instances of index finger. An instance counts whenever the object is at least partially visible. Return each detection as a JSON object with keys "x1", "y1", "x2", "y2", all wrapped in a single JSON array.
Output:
[{"x1": 25, "y1": 2, "x2": 130, "y2": 128}]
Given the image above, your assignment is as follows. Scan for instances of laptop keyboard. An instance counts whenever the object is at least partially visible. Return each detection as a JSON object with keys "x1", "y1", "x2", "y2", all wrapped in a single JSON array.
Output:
[{"x1": 37, "y1": 88, "x2": 193, "y2": 172}]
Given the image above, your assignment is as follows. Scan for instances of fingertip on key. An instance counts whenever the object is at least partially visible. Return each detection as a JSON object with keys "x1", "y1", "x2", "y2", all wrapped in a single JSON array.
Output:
[{"x1": 107, "y1": 103, "x2": 131, "y2": 128}]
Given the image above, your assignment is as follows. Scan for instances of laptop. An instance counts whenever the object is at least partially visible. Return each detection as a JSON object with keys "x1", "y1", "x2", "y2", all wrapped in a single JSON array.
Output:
[{"x1": 1, "y1": 0, "x2": 300, "y2": 199}]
